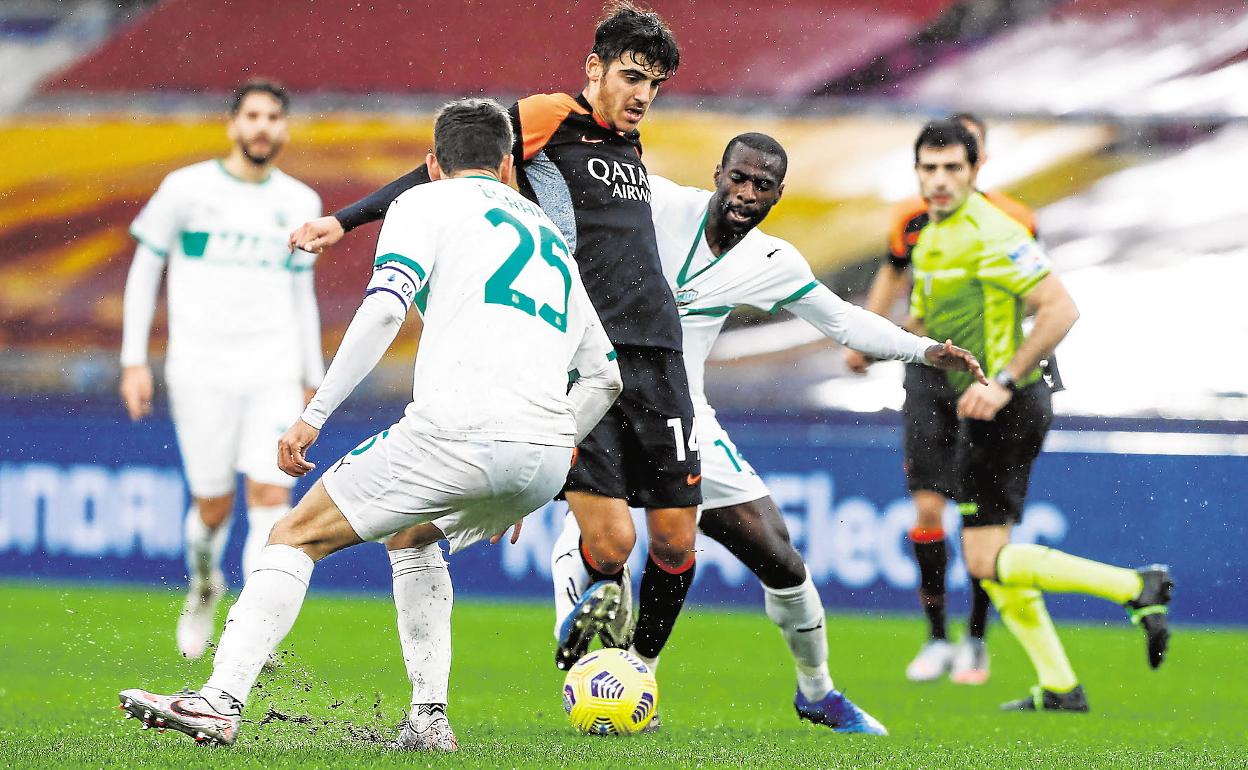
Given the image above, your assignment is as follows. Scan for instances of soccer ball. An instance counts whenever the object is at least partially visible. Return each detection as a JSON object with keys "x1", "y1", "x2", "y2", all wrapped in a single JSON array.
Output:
[{"x1": 562, "y1": 648, "x2": 658, "y2": 735}]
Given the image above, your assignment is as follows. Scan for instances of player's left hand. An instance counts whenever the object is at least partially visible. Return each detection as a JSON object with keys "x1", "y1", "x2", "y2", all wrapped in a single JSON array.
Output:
[
  {"x1": 924, "y1": 339, "x2": 987, "y2": 385},
  {"x1": 957, "y1": 381, "x2": 1012, "y2": 422},
  {"x1": 278, "y1": 419, "x2": 320, "y2": 477},
  {"x1": 489, "y1": 518, "x2": 524, "y2": 545}
]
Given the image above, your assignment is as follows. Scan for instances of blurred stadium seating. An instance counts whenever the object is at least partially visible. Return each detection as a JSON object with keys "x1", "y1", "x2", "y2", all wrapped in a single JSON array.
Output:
[
  {"x1": 2, "y1": 0, "x2": 1244, "y2": 420},
  {"x1": 1, "y1": 0, "x2": 1245, "y2": 621}
]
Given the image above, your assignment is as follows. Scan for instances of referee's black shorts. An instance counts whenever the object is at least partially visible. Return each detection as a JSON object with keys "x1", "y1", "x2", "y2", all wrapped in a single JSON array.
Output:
[
  {"x1": 902, "y1": 363, "x2": 1053, "y2": 528},
  {"x1": 564, "y1": 345, "x2": 701, "y2": 510}
]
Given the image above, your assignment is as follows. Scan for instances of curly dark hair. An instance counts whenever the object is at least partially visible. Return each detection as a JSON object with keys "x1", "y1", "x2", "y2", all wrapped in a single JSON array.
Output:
[{"x1": 592, "y1": 1, "x2": 680, "y2": 75}]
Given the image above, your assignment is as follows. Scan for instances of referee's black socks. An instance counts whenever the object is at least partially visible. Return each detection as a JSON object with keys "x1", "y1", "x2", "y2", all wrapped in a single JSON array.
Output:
[{"x1": 910, "y1": 527, "x2": 949, "y2": 641}]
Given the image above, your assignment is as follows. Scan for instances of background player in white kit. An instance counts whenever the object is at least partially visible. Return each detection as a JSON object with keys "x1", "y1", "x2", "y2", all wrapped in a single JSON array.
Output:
[
  {"x1": 118, "y1": 80, "x2": 324, "y2": 660},
  {"x1": 117, "y1": 98, "x2": 622, "y2": 751},
  {"x1": 550, "y1": 134, "x2": 985, "y2": 733}
]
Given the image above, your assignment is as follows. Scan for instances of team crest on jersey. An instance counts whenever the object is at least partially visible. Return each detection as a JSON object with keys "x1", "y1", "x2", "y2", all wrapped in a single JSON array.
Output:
[
  {"x1": 675, "y1": 289, "x2": 699, "y2": 306},
  {"x1": 1007, "y1": 240, "x2": 1051, "y2": 276}
]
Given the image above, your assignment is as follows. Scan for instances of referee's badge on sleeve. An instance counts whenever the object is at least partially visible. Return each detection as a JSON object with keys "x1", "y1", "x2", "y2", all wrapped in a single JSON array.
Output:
[{"x1": 1007, "y1": 240, "x2": 1051, "y2": 276}]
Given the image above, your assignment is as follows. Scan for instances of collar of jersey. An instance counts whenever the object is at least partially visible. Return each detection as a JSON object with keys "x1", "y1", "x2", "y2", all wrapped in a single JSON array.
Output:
[
  {"x1": 935, "y1": 191, "x2": 986, "y2": 229},
  {"x1": 463, "y1": 174, "x2": 500, "y2": 182},
  {"x1": 677, "y1": 204, "x2": 741, "y2": 286},
  {"x1": 574, "y1": 93, "x2": 644, "y2": 147},
  {"x1": 215, "y1": 159, "x2": 272, "y2": 185}
]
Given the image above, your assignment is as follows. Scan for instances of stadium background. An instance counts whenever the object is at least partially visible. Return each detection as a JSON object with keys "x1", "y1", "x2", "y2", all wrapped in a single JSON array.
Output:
[{"x1": 1, "y1": 0, "x2": 1246, "y2": 627}]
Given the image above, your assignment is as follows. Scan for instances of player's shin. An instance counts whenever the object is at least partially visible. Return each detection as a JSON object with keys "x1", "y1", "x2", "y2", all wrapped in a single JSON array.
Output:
[
  {"x1": 551, "y1": 512, "x2": 590, "y2": 638},
  {"x1": 981, "y1": 579, "x2": 1078, "y2": 692},
  {"x1": 243, "y1": 504, "x2": 290, "y2": 577},
  {"x1": 764, "y1": 568, "x2": 833, "y2": 701},
  {"x1": 997, "y1": 544, "x2": 1143, "y2": 604},
  {"x1": 184, "y1": 505, "x2": 229, "y2": 582},
  {"x1": 968, "y1": 577, "x2": 992, "y2": 639},
  {"x1": 389, "y1": 544, "x2": 452, "y2": 711},
  {"x1": 631, "y1": 551, "x2": 696, "y2": 665},
  {"x1": 204, "y1": 544, "x2": 314, "y2": 705}
]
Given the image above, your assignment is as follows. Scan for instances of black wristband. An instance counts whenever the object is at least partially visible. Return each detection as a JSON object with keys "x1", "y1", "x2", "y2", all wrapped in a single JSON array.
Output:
[{"x1": 994, "y1": 370, "x2": 1020, "y2": 393}]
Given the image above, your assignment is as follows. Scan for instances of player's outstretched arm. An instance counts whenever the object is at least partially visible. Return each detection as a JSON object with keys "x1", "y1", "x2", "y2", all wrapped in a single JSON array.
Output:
[
  {"x1": 118, "y1": 244, "x2": 166, "y2": 421},
  {"x1": 289, "y1": 292, "x2": 407, "y2": 474},
  {"x1": 787, "y1": 283, "x2": 939, "y2": 365},
  {"x1": 277, "y1": 419, "x2": 320, "y2": 477},
  {"x1": 293, "y1": 269, "x2": 325, "y2": 399},
  {"x1": 843, "y1": 262, "x2": 909, "y2": 374},
  {"x1": 569, "y1": 358, "x2": 623, "y2": 444},
  {"x1": 288, "y1": 166, "x2": 433, "y2": 253},
  {"x1": 924, "y1": 340, "x2": 987, "y2": 384}
]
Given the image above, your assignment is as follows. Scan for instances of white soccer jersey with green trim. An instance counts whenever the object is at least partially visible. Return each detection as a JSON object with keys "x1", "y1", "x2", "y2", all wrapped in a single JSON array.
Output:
[
  {"x1": 650, "y1": 176, "x2": 820, "y2": 421},
  {"x1": 369, "y1": 175, "x2": 613, "y2": 446},
  {"x1": 129, "y1": 160, "x2": 321, "y2": 383}
]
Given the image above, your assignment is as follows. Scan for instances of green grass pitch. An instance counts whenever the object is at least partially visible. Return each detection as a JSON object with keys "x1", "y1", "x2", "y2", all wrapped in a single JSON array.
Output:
[{"x1": 0, "y1": 581, "x2": 1243, "y2": 768}]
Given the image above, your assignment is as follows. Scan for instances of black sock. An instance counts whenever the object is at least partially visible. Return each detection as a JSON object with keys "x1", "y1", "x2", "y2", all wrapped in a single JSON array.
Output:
[
  {"x1": 911, "y1": 530, "x2": 948, "y2": 641},
  {"x1": 579, "y1": 537, "x2": 623, "y2": 586},
  {"x1": 632, "y1": 553, "x2": 695, "y2": 659},
  {"x1": 967, "y1": 578, "x2": 991, "y2": 639}
]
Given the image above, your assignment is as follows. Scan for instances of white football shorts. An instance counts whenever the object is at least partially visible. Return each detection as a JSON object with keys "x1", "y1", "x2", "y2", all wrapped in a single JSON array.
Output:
[
  {"x1": 320, "y1": 417, "x2": 573, "y2": 551},
  {"x1": 167, "y1": 375, "x2": 303, "y2": 498},
  {"x1": 697, "y1": 417, "x2": 769, "y2": 512}
]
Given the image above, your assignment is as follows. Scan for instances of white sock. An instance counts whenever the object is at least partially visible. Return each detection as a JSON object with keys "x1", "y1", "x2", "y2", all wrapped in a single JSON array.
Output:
[
  {"x1": 204, "y1": 544, "x2": 313, "y2": 704},
  {"x1": 764, "y1": 569, "x2": 834, "y2": 701},
  {"x1": 550, "y1": 511, "x2": 589, "y2": 638},
  {"x1": 389, "y1": 544, "x2": 453, "y2": 707},
  {"x1": 629, "y1": 646, "x2": 659, "y2": 673},
  {"x1": 242, "y1": 504, "x2": 289, "y2": 577},
  {"x1": 184, "y1": 505, "x2": 229, "y2": 583}
]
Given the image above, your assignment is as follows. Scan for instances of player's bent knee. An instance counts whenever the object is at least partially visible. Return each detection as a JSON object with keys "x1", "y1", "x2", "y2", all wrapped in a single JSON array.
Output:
[
  {"x1": 581, "y1": 538, "x2": 633, "y2": 575},
  {"x1": 245, "y1": 480, "x2": 291, "y2": 508},
  {"x1": 386, "y1": 523, "x2": 444, "y2": 551},
  {"x1": 195, "y1": 495, "x2": 233, "y2": 528},
  {"x1": 264, "y1": 483, "x2": 360, "y2": 562},
  {"x1": 963, "y1": 549, "x2": 998, "y2": 581},
  {"x1": 649, "y1": 539, "x2": 695, "y2": 570}
]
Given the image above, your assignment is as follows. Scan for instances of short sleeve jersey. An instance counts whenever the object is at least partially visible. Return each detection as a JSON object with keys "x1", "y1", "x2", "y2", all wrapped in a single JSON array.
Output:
[
  {"x1": 368, "y1": 176, "x2": 614, "y2": 447},
  {"x1": 649, "y1": 176, "x2": 820, "y2": 421},
  {"x1": 510, "y1": 94, "x2": 682, "y2": 351},
  {"x1": 909, "y1": 192, "x2": 1052, "y2": 392},
  {"x1": 887, "y1": 190, "x2": 1037, "y2": 269},
  {"x1": 129, "y1": 160, "x2": 322, "y2": 384}
]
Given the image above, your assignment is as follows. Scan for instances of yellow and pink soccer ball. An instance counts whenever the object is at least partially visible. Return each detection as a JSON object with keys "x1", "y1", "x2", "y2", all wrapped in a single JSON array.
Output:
[{"x1": 562, "y1": 648, "x2": 658, "y2": 735}]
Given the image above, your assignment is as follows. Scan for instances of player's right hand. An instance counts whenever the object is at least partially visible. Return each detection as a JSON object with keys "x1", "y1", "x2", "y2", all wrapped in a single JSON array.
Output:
[
  {"x1": 278, "y1": 419, "x2": 320, "y2": 477},
  {"x1": 288, "y1": 215, "x2": 345, "y2": 253},
  {"x1": 843, "y1": 348, "x2": 875, "y2": 374},
  {"x1": 119, "y1": 364, "x2": 154, "y2": 421}
]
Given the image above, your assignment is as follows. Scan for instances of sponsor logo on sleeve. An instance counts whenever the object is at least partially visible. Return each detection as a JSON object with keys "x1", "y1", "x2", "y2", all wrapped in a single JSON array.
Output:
[{"x1": 1007, "y1": 240, "x2": 1051, "y2": 276}]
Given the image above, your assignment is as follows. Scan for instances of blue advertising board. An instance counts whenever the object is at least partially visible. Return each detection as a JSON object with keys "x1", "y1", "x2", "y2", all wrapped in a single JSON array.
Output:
[{"x1": 1, "y1": 398, "x2": 1245, "y2": 624}]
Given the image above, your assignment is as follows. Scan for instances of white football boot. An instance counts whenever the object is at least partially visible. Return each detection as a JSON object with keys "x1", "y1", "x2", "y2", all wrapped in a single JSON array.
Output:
[
  {"x1": 949, "y1": 636, "x2": 990, "y2": 685},
  {"x1": 118, "y1": 688, "x2": 241, "y2": 745},
  {"x1": 176, "y1": 573, "x2": 226, "y2": 659},
  {"x1": 905, "y1": 639, "x2": 955, "y2": 682},
  {"x1": 396, "y1": 705, "x2": 458, "y2": 752},
  {"x1": 599, "y1": 563, "x2": 634, "y2": 649}
]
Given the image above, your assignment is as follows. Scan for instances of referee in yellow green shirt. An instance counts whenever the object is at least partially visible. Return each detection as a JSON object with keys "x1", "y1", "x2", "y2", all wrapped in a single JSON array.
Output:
[{"x1": 905, "y1": 119, "x2": 1173, "y2": 712}]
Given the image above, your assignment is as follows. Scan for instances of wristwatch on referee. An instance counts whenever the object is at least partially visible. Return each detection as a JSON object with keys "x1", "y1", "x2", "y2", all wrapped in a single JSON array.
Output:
[{"x1": 994, "y1": 370, "x2": 1020, "y2": 393}]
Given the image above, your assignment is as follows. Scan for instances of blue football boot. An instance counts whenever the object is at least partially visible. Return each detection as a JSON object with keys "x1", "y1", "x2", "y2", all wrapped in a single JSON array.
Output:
[
  {"x1": 795, "y1": 689, "x2": 888, "y2": 735},
  {"x1": 555, "y1": 580, "x2": 621, "y2": 671}
]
